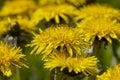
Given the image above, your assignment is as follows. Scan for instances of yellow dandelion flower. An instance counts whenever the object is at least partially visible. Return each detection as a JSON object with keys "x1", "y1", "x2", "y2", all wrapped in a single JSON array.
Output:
[
  {"x1": 77, "y1": 18, "x2": 120, "y2": 44},
  {"x1": 0, "y1": 41, "x2": 28, "y2": 77},
  {"x1": 67, "y1": 0, "x2": 86, "y2": 6},
  {"x1": 38, "y1": 0, "x2": 65, "y2": 5},
  {"x1": 0, "y1": 16, "x2": 36, "y2": 33},
  {"x1": 44, "y1": 51, "x2": 98, "y2": 76},
  {"x1": 97, "y1": 64, "x2": 120, "y2": 80},
  {"x1": 30, "y1": 4, "x2": 79, "y2": 25},
  {"x1": 75, "y1": 4, "x2": 120, "y2": 21},
  {"x1": 0, "y1": 0, "x2": 37, "y2": 16},
  {"x1": 27, "y1": 25, "x2": 88, "y2": 59}
]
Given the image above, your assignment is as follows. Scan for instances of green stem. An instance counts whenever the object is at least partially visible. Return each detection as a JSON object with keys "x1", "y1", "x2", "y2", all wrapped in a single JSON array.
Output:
[
  {"x1": 50, "y1": 68, "x2": 84, "y2": 80},
  {"x1": 112, "y1": 48, "x2": 120, "y2": 63},
  {"x1": 93, "y1": 39, "x2": 115, "y2": 74},
  {"x1": 51, "y1": 68, "x2": 60, "y2": 80},
  {"x1": 93, "y1": 40, "x2": 102, "y2": 56},
  {"x1": 16, "y1": 67, "x2": 20, "y2": 80},
  {"x1": 93, "y1": 40, "x2": 112, "y2": 72},
  {"x1": 112, "y1": 39, "x2": 120, "y2": 63}
]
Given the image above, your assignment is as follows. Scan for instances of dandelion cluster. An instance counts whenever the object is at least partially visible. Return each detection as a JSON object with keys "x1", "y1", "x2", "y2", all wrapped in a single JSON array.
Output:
[
  {"x1": 27, "y1": 25, "x2": 98, "y2": 76},
  {"x1": 0, "y1": 0, "x2": 120, "y2": 79},
  {"x1": 75, "y1": 3, "x2": 120, "y2": 44}
]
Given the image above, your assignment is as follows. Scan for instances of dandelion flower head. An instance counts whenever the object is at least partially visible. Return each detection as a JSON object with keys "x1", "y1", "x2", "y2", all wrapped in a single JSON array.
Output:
[
  {"x1": 44, "y1": 50, "x2": 98, "y2": 76},
  {"x1": 30, "y1": 4, "x2": 79, "y2": 25},
  {"x1": 0, "y1": 41, "x2": 28, "y2": 77},
  {"x1": 0, "y1": 16, "x2": 36, "y2": 33},
  {"x1": 0, "y1": 0, "x2": 37, "y2": 16},
  {"x1": 75, "y1": 4, "x2": 120, "y2": 21},
  {"x1": 27, "y1": 25, "x2": 89, "y2": 59},
  {"x1": 77, "y1": 18, "x2": 120, "y2": 44},
  {"x1": 97, "y1": 64, "x2": 120, "y2": 80}
]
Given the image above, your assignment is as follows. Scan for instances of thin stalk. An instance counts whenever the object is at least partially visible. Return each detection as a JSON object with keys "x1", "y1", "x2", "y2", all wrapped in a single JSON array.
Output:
[
  {"x1": 93, "y1": 40, "x2": 102, "y2": 56},
  {"x1": 51, "y1": 68, "x2": 59, "y2": 80},
  {"x1": 15, "y1": 67, "x2": 20, "y2": 80},
  {"x1": 112, "y1": 39, "x2": 120, "y2": 63}
]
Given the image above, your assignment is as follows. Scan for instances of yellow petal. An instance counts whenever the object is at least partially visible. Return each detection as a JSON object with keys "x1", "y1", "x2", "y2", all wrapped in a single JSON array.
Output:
[
  {"x1": 55, "y1": 15, "x2": 60, "y2": 23},
  {"x1": 35, "y1": 43, "x2": 47, "y2": 55},
  {"x1": 71, "y1": 44, "x2": 81, "y2": 55},
  {"x1": 65, "y1": 44, "x2": 73, "y2": 56},
  {"x1": 1, "y1": 66, "x2": 12, "y2": 77},
  {"x1": 60, "y1": 13, "x2": 69, "y2": 23},
  {"x1": 105, "y1": 36, "x2": 112, "y2": 43},
  {"x1": 110, "y1": 31, "x2": 118, "y2": 39},
  {"x1": 30, "y1": 45, "x2": 39, "y2": 54},
  {"x1": 4, "y1": 70, "x2": 12, "y2": 77},
  {"x1": 45, "y1": 16, "x2": 50, "y2": 22}
]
